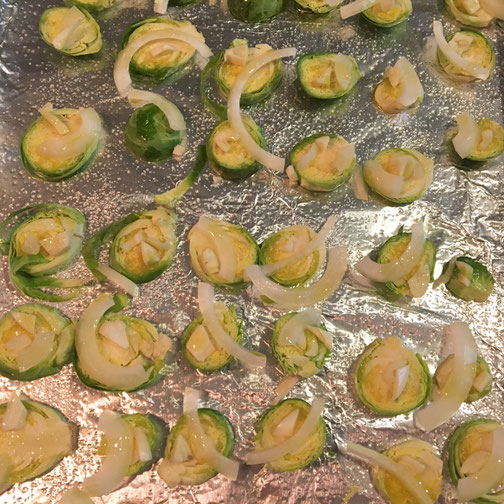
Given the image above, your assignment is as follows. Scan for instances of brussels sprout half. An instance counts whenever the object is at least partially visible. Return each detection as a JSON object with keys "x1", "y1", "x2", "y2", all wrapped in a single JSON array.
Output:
[
  {"x1": 206, "y1": 116, "x2": 266, "y2": 180},
  {"x1": 445, "y1": 0, "x2": 494, "y2": 28},
  {"x1": 0, "y1": 304, "x2": 74, "y2": 381},
  {"x1": 443, "y1": 257, "x2": 495, "y2": 302},
  {"x1": 295, "y1": 0, "x2": 339, "y2": 13},
  {"x1": 228, "y1": 0, "x2": 288, "y2": 22},
  {"x1": 120, "y1": 18, "x2": 203, "y2": 85},
  {"x1": 39, "y1": 7, "x2": 102, "y2": 56},
  {"x1": 447, "y1": 419, "x2": 504, "y2": 503},
  {"x1": 297, "y1": 52, "x2": 360, "y2": 100},
  {"x1": 377, "y1": 229, "x2": 436, "y2": 300},
  {"x1": 370, "y1": 439, "x2": 443, "y2": 504},
  {"x1": 70, "y1": 0, "x2": 119, "y2": 13},
  {"x1": 182, "y1": 303, "x2": 242, "y2": 372},
  {"x1": 254, "y1": 398, "x2": 326, "y2": 472},
  {"x1": 159, "y1": 408, "x2": 235, "y2": 487},
  {"x1": 355, "y1": 337, "x2": 432, "y2": 416},
  {"x1": 361, "y1": 0, "x2": 412, "y2": 27},
  {"x1": 0, "y1": 204, "x2": 87, "y2": 302},
  {"x1": 0, "y1": 399, "x2": 74, "y2": 493},
  {"x1": 290, "y1": 133, "x2": 356, "y2": 192},
  {"x1": 451, "y1": 118, "x2": 504, "y2": 162}
]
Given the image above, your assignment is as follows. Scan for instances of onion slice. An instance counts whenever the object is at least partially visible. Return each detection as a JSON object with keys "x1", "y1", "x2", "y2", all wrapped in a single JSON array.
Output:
[
  {"x1": 432, "y1": 258, "x2": 456, "y2": 288},
  {"x1": 414, "y1": 321, "x2": 477, "y2": 432},
  {"x1": 363, "y1": 159, "x2": 404, "y2": 199},
  {"x1": 356, "y1": 221, "x2": 425, "y2": 283},
  {"x1": 198, "y1": 282, "x2": 266, "y2": 369},
  {"x1": 480, "y1": 0, "x2": 504, "y2": 18},
  {"x1": 340, "y1": 0, "x2": 379, "y2": 19},
  {"x1": 96, "y1": 264, "x2": 139, "y2": 298},
  {"x1": 245, "y1": 397, "x2": 325, "y2": 465},
  {"x1": 452, "y1": 113, "x2": 480, "y2": 159},
  {"x1": 1, "y1": 393, "x2": 27, "y2": 431},
  {"x1": 153, "y1": 0, "x2": 169, "y2": 13},
  {"x1": 433, "y1": 21, "x2": 490, "y2": 80},
  {"x1": 274, "y1": 375, "x2": 299, "y2": 404},
  {"x1": 39, "y1": 103, "x2": 70, "y2": 135},
  {"x1": 351, "y1": 164, "x2": 369, "y2": 201},
  {"x1": 227, "y1": 48, "x2": 297, "y2": 173},
  {"x1": 339, "y1": 441, "x2": 432, "y2": 504},
  {"x1": 395, "y1": 57, "x2": 424, "y2": 107}
]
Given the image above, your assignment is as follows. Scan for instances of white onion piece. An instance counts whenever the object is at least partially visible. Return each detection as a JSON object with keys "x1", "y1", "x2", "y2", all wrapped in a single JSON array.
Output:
[
  {"x1": 392, "y1": 365, "x2": 410, "y2": 401},
  {"x1": 395, "y1": 57, "x2": 424, "y2": 107},
  {"x1": 39, "y1": 103, "x2": 70, "y2": 135},
  {"x1": 340, "y1": 0, "x2": 379, "y2": 18},
  {"x1": 460, "y1": 450, "x2": 489, "y2": 476},
  {"x1": 480, "y1": 0, "x2": 504, "y2": 18},
  {"x1": 11, "y1": 311, "x2": 36, "y2": 334},
  {"x1": 153, "y1": 0, "x2": 169, "y2": 14},
  {"x1": 351, "y1": 164, "x2": 369, "y2": 201},
  {"x1": 16, "y1": 331, "x2": 54, "y2": 372},
  {"x1": 245, "y1": 397, "x2": 325, "y2": 465},
  {"x1": 433, "y1": 21, "x2": 490, "y2": 80},
  {"x1": 297, "y1": 143, "x2": 318, "y2": 173},
  {"x1": 453, "y1": 113, "x2": 480, "y2": 159},
  {"x1": 183, "y1": 387, "x2": 240, "y2": 480},
  {"x1": 227, "y1": 48, "x2": 297, "y2": 173},
  {"x1": 1, "y1": 393, "x2": 27, "y2": 431},
  {"x1": 278, "y1": 309, "x2": 323, "y2": 348},
  {"x1": 433, "y1": 258, "x2": 456, "y2": 288},
  {"x1": 114, "y1": 29, "x2": 213, "y2": 97},
  {"x1": 458, "y1": 428, "x2": 504, "y2": 501},
  {"x1": 99, "y1": 320, "x2": 129, "y2": 349},
  {"x1": 83, "y1": 411, "x2": 133, "y2": 497},
  {"x1": 198, "y1": 283, "x2": 266, "y2": 369},
  {"x1": 340, "y1": 441, "x2": 432, "y2": 504},
  {"x1": 407, "y1": 262, "x2": 430, "y2": 298},
  {"x1": 96, "y1": 264, "x2": 139, "y2": 298},
  {"x1": 414, "y1": 322, "x2": 477, "y2": 432},
  {"x1": 76, "y1": 294, "x2": 150, "y2": 391},
  {"x1": 134, "y1": 427, "x2": 153, "y2": 462},
  {"x1": 363, "y1": 159, "x2": 404, "y2": 199},
  {"x1": 273, "y1": 409, "x2": 300, "y2": 439},
  {"x1": 52, "y1": 7, "x2": 86, "y2": 50},
  {"x1": 58, "y1": 488, "x2": 94, "y2": 504},
  {"x1": 274, "y1": 375, "x2": 299, "y2": 404}
]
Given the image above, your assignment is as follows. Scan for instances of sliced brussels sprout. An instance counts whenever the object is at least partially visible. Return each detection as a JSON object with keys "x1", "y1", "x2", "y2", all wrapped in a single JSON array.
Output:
[
  {"x1": 70, "y1": 0, "x2": 119, "y2": 13},
  {"x1": 188, "y1": 217, "x2": 259, "y2": 288},
  {"x1": 20, "y1": 105, "x2": 103, "y2": 181},
  {"x1": 445, "y1": 0, "x2": 494, "y2": 28},
  {"x1": 0, "y1": 204, "x2": 87, "y2": 302},
  {"x1": 355, "y1": 337, "x2": 432, "y2": 416},
  {"x1": 290, "y1": 133, "x2": 356, "y2": 192},
  {"x1": 254, "y1": 398, "x2": 326, "y2": 471},
  {"x1": 434, "y1": 355, "x2": 493, "y2": 404},
  {"x1": 376, "y1": 229, "x2": 436, "y2": 300},
  {"x1": 362, "y1": 0, "x2": 412, "y2": 27},
  {"x1": 295, "y1": 0, "x2": 340, "y2": 13},
  {"x1": 362, "y1": 148, "x2": 433, "y2": 204},
  {"x1": 0, "y1": 304, "x2": 74, "y2": 381},
  {"x1": 39, "y1": 6, "x2": 102, "y2": 56},
  {"x1": 437, "y1": 29, "x2": 495, "y2": 82},
  {"x1": 272, "y1": 312, "x2": 330, "y2": 378},
  {"x1": 0, "y1": 398, "x2": 74, "y2": 492},
  {"x1": 120, "y1": 18, "x2": 204, "y2": 85},
  {"x1": 158, "y1": 408, "x2": 235, "y2": 487},
  {"x1": 206, "y1": 116, "x2": 266, "y2": 180},
  {"x1": 370, "y1": 439, "x2": 443, "y2": 504},
  {"x1": 228, "y1": 0, "x2": 288, "y2": 22},
  {"x1": 297, "y1": 52, "x2": 360, "y2": 99},
  {"x1": 182, "y1": 303, "x2": 242, "y2": 372}
]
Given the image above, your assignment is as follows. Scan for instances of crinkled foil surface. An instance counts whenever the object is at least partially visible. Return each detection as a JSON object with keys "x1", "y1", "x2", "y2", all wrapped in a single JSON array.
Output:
[{"x1": 0, "y1": 0, "x2": 503, "y2": 502}]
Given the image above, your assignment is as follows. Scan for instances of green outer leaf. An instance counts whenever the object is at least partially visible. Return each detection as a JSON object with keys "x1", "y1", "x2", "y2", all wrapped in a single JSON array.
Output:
[
  {"x1": 170, "y1": 0, "x2": 202, "y2": 6},
  {"x1": 361, "y1": 0, "x2": 412, "y2": 27},
  {"x1": 228, "y1": 0, "x2": 288, "y2": 22},
  {"x1": 70, "y1": 0, "x2": 118, "y2": 13},
  {"x1": 200, "y1": 53, "x2": 228, "y2": 121},
  {"x1": 445, "y1": 0, "x2": 494, "y2": 28}
]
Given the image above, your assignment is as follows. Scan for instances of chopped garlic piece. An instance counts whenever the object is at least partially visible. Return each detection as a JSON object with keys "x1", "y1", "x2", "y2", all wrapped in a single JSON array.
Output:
[
  {"x1": 461, "y1": 0, "x2": 481, "y2": 15},
  {"x1": 479, "y1": 128, "x2": 494, "y2": 150},
  {"x1": 224, "y1": 44, "x2": 249, "y2": 67},
  {"x1": 186, "y1": 325, "x2": 216, "y2": 362},
  {"x1": 202, "y1": 248, "x2": 219, "y2": 274},
  {"x1": 40, "y1": 231, "x2": 70, "y2": 257},
  {"x1": 273, "y1": 408, "x2": 300, "y2": 440},
  {"x1": 449, "y1": 32, "x2": 474, "y2": 54},
  {"x1": 385, "y1": 65, "x2": 403, "y2": 88},
  {"x1": 20, "y1": 232, "x2": 41, "y2": 255}
]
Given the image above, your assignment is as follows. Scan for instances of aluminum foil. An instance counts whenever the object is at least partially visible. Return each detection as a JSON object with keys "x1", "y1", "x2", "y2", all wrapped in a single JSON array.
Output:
[{"x1": 0, "y1": 0, "x2": 503, "y2": 502}]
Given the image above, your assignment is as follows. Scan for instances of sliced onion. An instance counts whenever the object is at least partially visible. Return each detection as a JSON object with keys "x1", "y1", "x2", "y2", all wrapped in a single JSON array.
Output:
[
  {"x1": 198, "y1": 283, "x2": 266, "y2": 369},
  {"x1": 274, "y1": 375, "x2": 299, "y2": 404},
  {"x1": 363, "y1": 159, "x2": 404, "y2": 199},
  {"x1": 58, "y1": 488, "x2": 94, "y2": 504},
  {"x1": 278, "y1": 309, "x2": 323, "y2": 348},
  {"x1": 83, "y1": 411, "x2": 133, "y2": 497},
  {"x1": 134, "y1": 426, "x2": 153, "y2": 462},
  {"x1": 414, "y1": 321, "x2": 477, "y2": 432},
  {"x1": 433, "y1": 258, "x2": 456, "y2": 288},
  {"x1": 39, "y1": 103, "x2": 70, "y2": 135},
  {"x1": 453, "y1": 113, "x2": 480, "y2": 159},
  {"x1": 99, "y1": 319, "x2": 129, "y2": 349},
  {"x1": 245, "y1": 397, "x2": 325, "y2": 465},
  {"x1": 1, "y1": 393, "x2": 27, "y2": 431},
  {"x1": 392, "y1": 365, "x2": 410, "y2": 401},
  {"x1": 96, "y1": 264, "x2": 139, "y2": 298},
  {"x1": 351, "y1": 164, "x2": 369, "y2": 201},
  {"x1": 340, "y1": 0, "x2": 379, "y2": 18},
  {"x1": 286, "y1": 165, "x2": 299, "y2": 187},
  {"x1": 76, "y1": 294, "x2": 150, "y2": 390},
  {"x1": 183, "y1": 387, "x2": 240, "y2": 480},
  {"x1": 356, "y1": 221, "x2": 425, "y2": 283},
  {"x1": 16, "y1": 330, "x2": 55, "y2": 371},
  {"x1": 407, "y1": 262, "x2": 430, "y2": 298},
  {"x1": 153, "y1": 0, "x2": 169, "y2": 13},
  {"x1": 227, "y1": 48, "x2": 297, "y2": 173},
  {"x1": 458, "y1": 428, "x2": 504, "y2": 501},
  {"x1": 52, "y1": 7, "x2": 86, "y2": 50},
  {"x1": 114, "y1": 29, "x2": 213, "y2": 97},
  {"x1": 433, "y1": 21, "x2": 490, "y2": 80},
  {"x1": 480, "y1": 0, "x2": 504, "y2": 18},
  {"x1": 395, "y1": 57, "x2": 424, "y2": 107},
  {"x1": 340, "y1": 441, "x2": 432, "y2": 504},
  {"x1": 297, "y1": 143, "x2": 318, "y2": 173}
]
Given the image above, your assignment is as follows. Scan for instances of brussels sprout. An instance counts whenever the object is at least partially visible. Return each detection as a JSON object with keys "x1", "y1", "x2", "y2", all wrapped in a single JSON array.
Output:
[
  {"x1": 451, "y1": 118, "x2": 504, "y2": 162},
  {"x1": 206, "y1": 116, "x2": 266, "y2": 180},
  {"x1": 447, "y1": 419, "x2": 504, "y2": 503},
  {"x1": 0, "y1": 304, "x2": 74, "y2": 381},
  {"x1": 442, "y1": 257, "x2": 495, "y2": 302},
  {"x1": 361, "y1": 0, "x2": 412, "y2": 27},
  {"x1": 370, "y1": 439, "x2": 443, "y2": 504},
  {"x1": 84, "y1": 208, "x2": 177, "y2": 285},
  {"x1": 445, "y1": 0, "x2": 494, "y2": 28},
  {"x1": 228, "y1": 0, "x2": 288, "y2": 22},
  {"x1": 20, "y1": 106, "x2": 103, "y2": 181},
  {"x1": 434, "y1": 355, "x2": 493, "y2": 404},
  {"x1": 355, "y1": 337, "x2": 432, "y2": 416},
  {"x1": 290, "y1": 133, "x2": 356, "y2": 192},
  {"x1": 254, "y1": 398, "x2": 326, "y2": 471},
  {"x1": 70, "y1": 0, "x2": 119, "y2": 13},
  {"x1": 188, "y1": 217, "x2": 259, "y2": 288},
  {"x1": 182, "y1": 303, "x2": 242, "y2": 372},
  {"x1": 0, "y1": 398, "x2": 74, "y2": 493},
  {"x1": 376, "y1": 229, "x2": 436, "y2": 300},
  {"x1": 297, "y1": 53, "x2": 360, "y2": 99},
  {"x1": 0, "y1": 204, "x2": 87, "y2": 302},
  {"x1": 272, "y1": 312, "x2": 330, "y2": 378},
  {"x1": 362, "y1": 148, "x2": 433, "y2": 204},
  {"x1": 158, "y1": 408, "x2": 235, "y2": 487},
  {"x1": 295, "y1": 0, "x2": 339, "y2": 13},
  {"x1": 39, "y1": 7, "x2": 102, "y2": 56},
  {"x1": 120, "y1": 18, "x2": 204, "y2": 85},
  {"x1": 438, "y1": 29, "x2": 495, "y2": 82}
]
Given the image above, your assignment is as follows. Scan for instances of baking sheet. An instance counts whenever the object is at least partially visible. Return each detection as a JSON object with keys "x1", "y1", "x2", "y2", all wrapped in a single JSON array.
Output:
[{"x1": 0, "y1": 0, "x2": 503, "y2": 502}]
